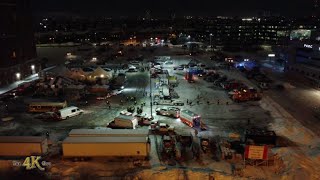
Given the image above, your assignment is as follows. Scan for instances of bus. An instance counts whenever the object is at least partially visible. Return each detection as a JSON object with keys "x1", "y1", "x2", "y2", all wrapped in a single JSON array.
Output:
[
  {"x1": 179, "y1": 109, "x2": 201, "y2": 127},
  {"x1": 28, "y1": 101, "x2": 67, "y2": 113}
]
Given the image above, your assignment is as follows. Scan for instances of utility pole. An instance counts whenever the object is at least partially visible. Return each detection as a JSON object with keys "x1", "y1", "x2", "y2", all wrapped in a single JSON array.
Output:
[
  {"x1": 149, "y1": 68, "x2": 153, "y2": 119},
  {"x1": 209, "y1": 33, "x2": 213, "y2": 52}
]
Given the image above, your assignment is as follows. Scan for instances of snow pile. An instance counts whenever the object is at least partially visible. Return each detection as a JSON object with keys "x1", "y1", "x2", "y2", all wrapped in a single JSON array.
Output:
[
  {"x1": 260, "y1": 96, "x2": 320, "y2": 179},
  {"x1": 124, "y1": 168, "x2": 238, "y2": 180}
]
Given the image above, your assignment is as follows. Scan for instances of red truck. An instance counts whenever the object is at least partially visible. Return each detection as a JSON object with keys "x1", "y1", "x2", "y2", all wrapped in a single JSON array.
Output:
[{"x1": 229, "y1": 88, "x2": 262, "y2": 102}]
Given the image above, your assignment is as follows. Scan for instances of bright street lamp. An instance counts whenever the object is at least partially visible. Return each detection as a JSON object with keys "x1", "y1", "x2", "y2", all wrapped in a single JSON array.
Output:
[
  {"x1": 16, "y1": 73, "x2": 21, "y2": 80},
  {"x1": 209, "y1": 33, "x2": 213, "y2": 49}
]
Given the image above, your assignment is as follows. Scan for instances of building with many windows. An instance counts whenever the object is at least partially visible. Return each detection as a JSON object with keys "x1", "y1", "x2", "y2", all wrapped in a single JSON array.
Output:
[
  {"x1": 0, "y1": 0, "x2": 39, "y2": 86},
  {"x1": 285, "y1": 30, "x2": 320, "y2": 86}
]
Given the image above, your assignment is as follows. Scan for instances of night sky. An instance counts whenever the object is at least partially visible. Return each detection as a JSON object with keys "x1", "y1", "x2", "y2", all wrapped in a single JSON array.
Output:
[{"x1": 32, "y1": 0, "x2": 314, "y2": 17}]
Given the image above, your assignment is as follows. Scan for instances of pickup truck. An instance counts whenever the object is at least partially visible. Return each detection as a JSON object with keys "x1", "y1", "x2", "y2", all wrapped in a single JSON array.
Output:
[
  {"x1": 155, "y1": 107, "x2": 180, "y2": 118},
  {"x1": 153, "y1": 99, "x2": 184, "y2": 106}
]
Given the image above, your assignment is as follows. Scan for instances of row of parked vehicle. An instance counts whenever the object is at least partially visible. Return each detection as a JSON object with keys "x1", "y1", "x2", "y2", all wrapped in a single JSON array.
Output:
[
  {"x1": 203, "y1": 71, "x2": 262, "y2": 102},
  {"x1": 220, "y1": 78, "x2": 262, "y2": 102}
]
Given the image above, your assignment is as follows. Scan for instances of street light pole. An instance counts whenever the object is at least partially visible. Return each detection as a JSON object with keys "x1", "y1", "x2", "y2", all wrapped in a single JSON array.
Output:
[
  {"x1": 209, "y1": 33, "x2": 213, "y2": 51},
  {"x1": 149, "y1": 70, "x2": 153, "y2": 119}
]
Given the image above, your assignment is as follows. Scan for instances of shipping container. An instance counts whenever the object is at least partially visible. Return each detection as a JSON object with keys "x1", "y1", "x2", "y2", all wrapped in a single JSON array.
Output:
[
  {"x1": 0, "y1": 136, "x2": 48, "y2": 156},
  {"x1": 68, "y1": 129, "x2": 149, "y2": 137},
  {"x1": 62, "y1": 136, "x2": 150, "y2": 158}
]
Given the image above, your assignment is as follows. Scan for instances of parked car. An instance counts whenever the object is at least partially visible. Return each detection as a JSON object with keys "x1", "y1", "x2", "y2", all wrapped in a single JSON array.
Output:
[
  {"x1": 221, "y1": 82, "x2": 246, "y2": 91},
  {"x1": 213, "y1": 75, "x2": 228, "y2": 85},
  {"x1": 129, "y1": 61, "x2": 140, "y2": 66},
  {"x1": 155, "y1": 107, "x2": 180, "y2": 118},
  {"x1": 120, "y1": 110, "x2": 133, "y2": 116},
  {"x1": 164, "y1": 61, "x2": 174, "y2": 65},
  {"x1": 158, "y1": 123, "x2": 175, "y2": 133},
  {"x1": 197, "y1": 63, "x2": 206, "y2": 68},
  {"x1": 36, "y1": 112, "x2": 60, "y2": 121},
  {"x1": 126, "y1": 68, "x2": 138, "y2": 72},
  {"x1": 188, "y1": 63, "x2": 197, "y2": 67},
  {"x1": 173, "y1": 64, "x2": 186, "y2": 70}
]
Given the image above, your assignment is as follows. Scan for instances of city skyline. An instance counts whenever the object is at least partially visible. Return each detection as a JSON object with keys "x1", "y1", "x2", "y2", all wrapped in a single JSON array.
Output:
[{"x1": 32, "y1": 0, "x2": 315, "y2": 17}]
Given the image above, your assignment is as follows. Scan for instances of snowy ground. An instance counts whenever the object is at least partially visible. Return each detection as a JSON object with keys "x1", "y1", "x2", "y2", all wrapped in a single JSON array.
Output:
[{"x1": 1, "y1": 48, "x2": 320, "y2": 179}]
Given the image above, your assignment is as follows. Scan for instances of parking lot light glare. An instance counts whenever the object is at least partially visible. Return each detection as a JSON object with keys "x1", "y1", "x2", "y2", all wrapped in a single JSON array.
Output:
[{"x1": 16, "y1": 73, "x2": 21, "y2": 80}]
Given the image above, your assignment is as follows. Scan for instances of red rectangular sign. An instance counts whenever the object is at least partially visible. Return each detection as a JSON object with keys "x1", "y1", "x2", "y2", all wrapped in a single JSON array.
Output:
[{"x1": 245, "y1": 145, "x2": 268, "y2": 160}]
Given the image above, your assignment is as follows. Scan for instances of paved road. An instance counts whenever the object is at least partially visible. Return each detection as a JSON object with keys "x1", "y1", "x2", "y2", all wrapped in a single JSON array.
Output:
[{"x1": 220, "y1": 64, "x2": 320, "y2": 137}]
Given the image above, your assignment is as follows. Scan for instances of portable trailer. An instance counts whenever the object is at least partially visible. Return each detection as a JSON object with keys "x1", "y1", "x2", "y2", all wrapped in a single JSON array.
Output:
[
  {"x1": 0, "y1": 136, "x2": 48, "y2": 157},
  {"x1": 68, "y1": 129, "x2": 149, "y2": 137},
  {"x1": 62, "y1": 136, "x2": 150, "y2": 159}
]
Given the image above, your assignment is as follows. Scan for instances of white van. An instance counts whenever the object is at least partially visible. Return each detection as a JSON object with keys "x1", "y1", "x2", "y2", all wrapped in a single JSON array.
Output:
[{"x1": 58, "y1": 106, "x2": 83, "y2": 120}]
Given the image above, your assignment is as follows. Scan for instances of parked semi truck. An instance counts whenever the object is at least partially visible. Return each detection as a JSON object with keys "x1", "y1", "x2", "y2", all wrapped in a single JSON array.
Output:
[
  {"x1": 62, "y1": 136, "x2": 150, "y2": 159},
  {"x1": 0, "y1": 136, "x2": 48, "y2": 156}
]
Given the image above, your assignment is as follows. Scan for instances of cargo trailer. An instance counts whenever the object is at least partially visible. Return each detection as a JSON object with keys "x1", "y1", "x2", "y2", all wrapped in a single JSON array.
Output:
[
  {"x1": 0, "y1": 136, "x2": 48, "y2": 156},
  {"x1": 113, "y1": 115, "x2": 138, "y2": 129},
  {"x1": 68, "y1": 129, "x2": 149, "y2": 137},
  {"x1": 62, "y1": 136, "x2": 150, "y2": 158}
]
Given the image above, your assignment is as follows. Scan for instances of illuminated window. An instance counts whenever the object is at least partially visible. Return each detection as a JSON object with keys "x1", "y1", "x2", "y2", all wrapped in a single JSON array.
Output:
[{"x1": 12, "y1": 51, "x2": 16, "y2": 58}]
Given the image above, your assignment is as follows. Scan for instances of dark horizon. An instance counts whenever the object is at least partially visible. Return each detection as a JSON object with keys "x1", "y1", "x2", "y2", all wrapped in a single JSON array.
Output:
[{"x1": 31, "y1": 0, "x2": 315, "y2": 18}]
